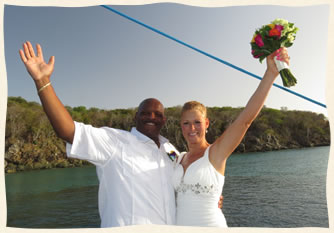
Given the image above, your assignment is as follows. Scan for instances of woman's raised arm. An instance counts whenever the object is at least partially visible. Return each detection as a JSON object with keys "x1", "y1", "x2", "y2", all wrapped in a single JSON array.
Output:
[{"x1": 209, "y1": 48, "x2": 290, "y2": 174}]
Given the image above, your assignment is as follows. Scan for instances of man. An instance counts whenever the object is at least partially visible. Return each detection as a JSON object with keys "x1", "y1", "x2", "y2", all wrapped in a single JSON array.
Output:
[
  {"x1": 65, "y1": 98, "x2": 178, "y2": 227},
  {"x1": 19, "y1": 41, "x2": 221, "y2": 228}
]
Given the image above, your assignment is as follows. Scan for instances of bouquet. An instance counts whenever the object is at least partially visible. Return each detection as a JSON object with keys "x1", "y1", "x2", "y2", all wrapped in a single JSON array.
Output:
[{"x1": 250, "y1": 18, "x2": 299, "y2": 87}]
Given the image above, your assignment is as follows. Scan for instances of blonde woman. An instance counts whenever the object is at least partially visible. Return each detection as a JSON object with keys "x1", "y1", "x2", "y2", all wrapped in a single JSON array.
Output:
[{"x1": 173, "y1": 48, "x2": 290, "y2": 227}]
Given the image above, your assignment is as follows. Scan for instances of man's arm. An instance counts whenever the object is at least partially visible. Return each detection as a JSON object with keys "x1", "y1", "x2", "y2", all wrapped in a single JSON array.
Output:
[{"x1": 19, "y1": 41, "x2": 74, "y2": 143}]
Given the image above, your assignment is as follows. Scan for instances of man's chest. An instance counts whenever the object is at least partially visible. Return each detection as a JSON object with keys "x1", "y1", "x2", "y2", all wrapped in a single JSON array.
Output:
[{"x1": 122, "y1": 145, "x2": 173, "y2": 175}]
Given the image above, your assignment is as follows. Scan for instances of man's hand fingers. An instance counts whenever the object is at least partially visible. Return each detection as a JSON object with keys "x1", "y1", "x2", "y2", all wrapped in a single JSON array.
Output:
[
  {"x1": 23, "y1": 42, "x2": 31, "y2": 59},
  {"x1": 36, "y1": 43, "x2": 44, "y2": 61},
  {"x1": 19, "y1": 49, "x2": 27, "y2": 63},
  {"x1": 48, "y1": 56, "x2": 55, "y2": 66},
  {"x1": 27, "y1": 41, "x2": 36, "y2": 57}
]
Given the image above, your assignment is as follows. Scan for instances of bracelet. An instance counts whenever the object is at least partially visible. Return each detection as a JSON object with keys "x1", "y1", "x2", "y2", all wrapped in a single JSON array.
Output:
[{"x1": 38, "y1": 82, "x2": 52, "y2": 94}]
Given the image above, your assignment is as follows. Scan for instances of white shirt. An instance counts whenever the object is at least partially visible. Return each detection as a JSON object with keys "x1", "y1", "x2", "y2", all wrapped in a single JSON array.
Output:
[{"x1": 66, "y1": 121, "x2": 178, "y2": 227}]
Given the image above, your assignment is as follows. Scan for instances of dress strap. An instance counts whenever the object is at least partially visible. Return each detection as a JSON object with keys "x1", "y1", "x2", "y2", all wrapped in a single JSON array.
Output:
[
  {"x1": 175, "y1": 152, "x2": 187, "y2": 165},
  {"x1": 205, "y1": 145, "x2": 225, "y2": 178},
  {"x1": 204, "y1": 145, "x2": 212, "y2": 160}
]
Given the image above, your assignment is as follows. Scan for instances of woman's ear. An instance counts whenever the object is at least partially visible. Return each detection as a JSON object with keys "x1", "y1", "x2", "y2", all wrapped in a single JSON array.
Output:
[{"x1": 205, "y1": 118, "x2": 210, "y2": 129}]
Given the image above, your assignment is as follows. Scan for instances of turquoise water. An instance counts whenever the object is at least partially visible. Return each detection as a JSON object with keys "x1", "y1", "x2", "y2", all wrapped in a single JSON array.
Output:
[
  {"x1": 5, "y1": 146, "x2": 329, "y2": 228},
  {"x1": 223, "y1": 146, "x2": 329, "y2": 227}
]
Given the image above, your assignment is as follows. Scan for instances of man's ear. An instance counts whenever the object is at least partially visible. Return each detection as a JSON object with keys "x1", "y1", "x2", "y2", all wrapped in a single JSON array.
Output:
[{"x1": 162, "y1": 116, "x2": 167, "y2": 126}]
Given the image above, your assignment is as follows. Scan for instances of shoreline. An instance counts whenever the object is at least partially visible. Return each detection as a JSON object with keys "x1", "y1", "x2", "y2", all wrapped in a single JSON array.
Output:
[
  {"x1": 5, "y1": 97, "x2": 331, "y2": 174},
  {"x1": 5, "y1": 144, "x2": 330, "y2": 174}
]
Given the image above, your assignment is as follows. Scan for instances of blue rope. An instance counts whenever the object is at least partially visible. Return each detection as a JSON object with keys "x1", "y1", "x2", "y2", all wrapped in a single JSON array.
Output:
[{"x1": 101, "y1": 5, "x2": 327, "y2": 109}]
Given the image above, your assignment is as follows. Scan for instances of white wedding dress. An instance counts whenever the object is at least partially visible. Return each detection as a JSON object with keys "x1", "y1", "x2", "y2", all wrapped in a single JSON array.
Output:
[{"x1": 172, "y1": 147, "x2": 228, "y2": 227}]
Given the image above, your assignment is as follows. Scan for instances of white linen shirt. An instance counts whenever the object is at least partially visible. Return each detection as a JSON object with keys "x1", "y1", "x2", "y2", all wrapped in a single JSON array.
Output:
[{"x1": 66, "y1": 121, "x2": 178, "y2": 227}]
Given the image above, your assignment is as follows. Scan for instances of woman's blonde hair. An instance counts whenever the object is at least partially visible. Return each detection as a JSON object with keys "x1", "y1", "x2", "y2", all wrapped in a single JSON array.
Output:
[{"x1": 181, "y1": 101, "x2": 207, "y2": 118}]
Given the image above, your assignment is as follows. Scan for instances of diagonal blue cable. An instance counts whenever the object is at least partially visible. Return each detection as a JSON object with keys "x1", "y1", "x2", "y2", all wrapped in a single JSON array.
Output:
[{"x1": 101, "y1": 5, "x2": 326, "y2": 109}]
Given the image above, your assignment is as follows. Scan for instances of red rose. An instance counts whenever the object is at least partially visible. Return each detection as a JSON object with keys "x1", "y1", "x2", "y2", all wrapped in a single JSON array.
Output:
[{"x1": 269, "y1": 28, "x2": 281, "y2": 37}]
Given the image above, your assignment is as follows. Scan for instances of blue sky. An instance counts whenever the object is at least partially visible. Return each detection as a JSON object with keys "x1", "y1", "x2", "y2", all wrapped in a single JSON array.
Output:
[{"x1": 3, "y1": 3, "x2": 330, "y2": 116}]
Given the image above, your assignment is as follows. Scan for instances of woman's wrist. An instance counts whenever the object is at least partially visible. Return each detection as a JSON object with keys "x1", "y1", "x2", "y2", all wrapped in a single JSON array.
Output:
[{"x1": 263, "y1": 69, "x2": 278, "y2": 83}]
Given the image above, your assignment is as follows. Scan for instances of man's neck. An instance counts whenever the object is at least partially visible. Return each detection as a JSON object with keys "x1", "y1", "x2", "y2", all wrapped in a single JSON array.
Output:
[
  {"x1": 135, "y1": 128, "x2": 161, "y2": 148},
  {"x1": 153, "y1": 139, "x2": 160, "y2": 148}
]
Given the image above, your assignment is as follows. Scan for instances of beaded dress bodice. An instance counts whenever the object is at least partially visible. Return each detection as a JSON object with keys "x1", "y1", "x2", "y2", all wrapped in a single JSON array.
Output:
[{"x1": 172, "y1": 147, "x2": 228, "y2": 227}]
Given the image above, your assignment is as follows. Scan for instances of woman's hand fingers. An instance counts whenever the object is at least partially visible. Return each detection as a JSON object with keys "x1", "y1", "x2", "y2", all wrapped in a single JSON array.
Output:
[
  {"x1": 276, "y1": 47, "x2": 289, "y2": 63},
  {"x1": 279, "y1": 48, "x2": 290, "y2": 65}
]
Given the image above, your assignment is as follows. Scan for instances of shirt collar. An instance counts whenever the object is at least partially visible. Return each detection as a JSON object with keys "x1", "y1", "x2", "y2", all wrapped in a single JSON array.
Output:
[{"x1": 130, "y1": 127, "x2": 169, "y2": 145}]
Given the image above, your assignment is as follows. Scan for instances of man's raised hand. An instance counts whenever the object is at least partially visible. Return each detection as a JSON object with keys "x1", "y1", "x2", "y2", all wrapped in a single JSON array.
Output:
[{"x1": 19, "y1": 41, "x2": 55, "y2": 82}]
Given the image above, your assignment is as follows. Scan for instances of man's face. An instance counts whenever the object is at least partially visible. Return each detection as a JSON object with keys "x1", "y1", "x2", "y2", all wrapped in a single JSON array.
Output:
[{"x1": 135, "y1": 99, "x2": 166, "y2": 141}]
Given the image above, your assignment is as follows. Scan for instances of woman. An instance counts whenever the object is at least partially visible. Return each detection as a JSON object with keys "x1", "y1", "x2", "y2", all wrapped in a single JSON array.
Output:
[{"x1": 172, "y1": 48, "x2": 290, "y2": 227}]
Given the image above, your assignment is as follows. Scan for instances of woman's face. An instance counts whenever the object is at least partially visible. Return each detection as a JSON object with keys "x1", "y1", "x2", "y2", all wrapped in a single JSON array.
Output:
[{"x1": 181, "y1": 109, "x2": 209, "y2": 145}]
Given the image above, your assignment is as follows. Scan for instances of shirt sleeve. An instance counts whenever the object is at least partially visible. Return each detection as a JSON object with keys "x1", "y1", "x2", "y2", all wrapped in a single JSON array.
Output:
[{"x1": 66, "y1": 121, "x2": 119, "y2": 166}]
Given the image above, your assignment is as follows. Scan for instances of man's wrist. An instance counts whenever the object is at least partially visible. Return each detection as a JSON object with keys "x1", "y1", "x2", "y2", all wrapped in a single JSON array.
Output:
[{"x1": 35, "y1": 76, "x2": 51, "y2": 90}]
